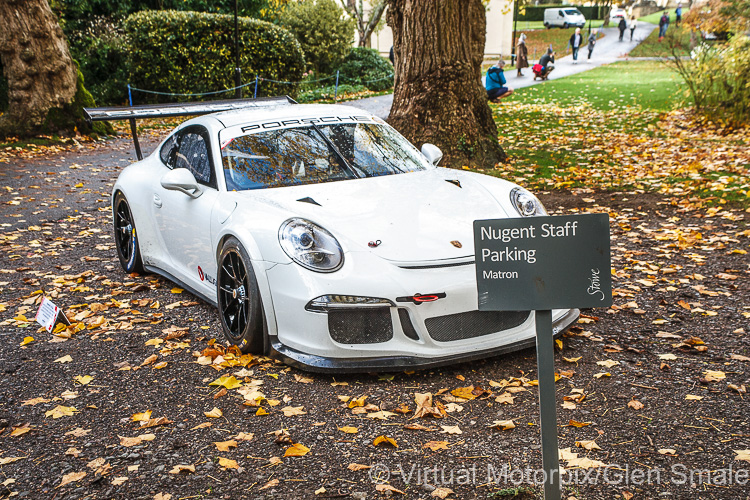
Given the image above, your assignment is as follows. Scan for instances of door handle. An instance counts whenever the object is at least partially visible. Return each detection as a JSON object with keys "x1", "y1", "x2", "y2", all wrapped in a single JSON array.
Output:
[{"x1": 153, "y1": 194, "x2": 162, "y2": 208}]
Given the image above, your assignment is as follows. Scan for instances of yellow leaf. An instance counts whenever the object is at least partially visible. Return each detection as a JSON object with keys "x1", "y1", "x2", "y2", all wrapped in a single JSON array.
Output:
[
  {"x1": 568, "y1": 420, "x2": 592, "y2": 428},
  {"x1": 131, "y1": 410, "x2": 152, "y2": 422},
  {"x1": 74, "y1": 375, "x2": 93, "y2": 385},
  {"x1": 54, "y1": 355, "x2": 73, "y2": 363},
  {"x1": 338, "y1": 426, "x2": 358, "y2": 434},
  {"x1": 111, "y1": 476, "x2": 128, "y2": 486},
  {"x1": 284, "y1": 443, "x2": 310, "y2": 457},
  {"x1": 256, "y1": 407, "x2": 269, "y2": 416},
  {"x1": 45, "y1": 405, "x2": 78, "y2": 419},
  {"x1": 596, "y1": 359, "x2": 619, "y2": 368},
  {"x1": 658, "y1": 353, "x2": 677, "y2": 360},
  {"x1": 594, "y1": 372, "x2": 611, "y2": 379},
  {"x1": 214, "y1": 440, "x2": 238, "y2": 452},
  {"x1": 190, "y1": 422, "x2": 212, "y2": 430},
  {"x1": 373, "y1": 435, "x2": 399, "y2": 448},
  {"x1": 204, "y1": 407, "x2": 223, "y2": 418},
  {"x1": 145, "y1": 338, "x2": 164, "y2": 347},
  {"x1": 170, "y1": 288, "x2": 183, "y2": 294},
  {"x1": 218, "y1": 457, "x2": 239, "y2": 469},
  {"x1": 153, "y1": 361, "x2": 168, "y2": 369},
  {"x1": 734, "y1": 450, "x2": 750, "y2": 462},
  {"x1": 209, "y1": 375, "x2": 243, "y2": 390},
  {"x1": 20, "y1": 336, "x2": 34, "y2": 346},
  {"x1": 563, "y1": 356, "x2": 582, "y2": 363},
  {"x1": 576, "y1": 440, "x2": 602, "y2": 451},
  {"x1": 685, "y1": 395, "x2": 703, "y2": 400},
  {"x1": 450, "y1": 386, "x2": 476, "y2": 400},
  {"x1": 10, "y1": 423, "x2": 32, "y2": 437},
  {"x1": 140, "y1": 354, "x2": 158, "y2": 366},
  {"x1": 555, "y1": 339, "x2": 563, "y2": 350},
  {"x1": 348, "y1": 395, "x2": 367, "y2": 408}
]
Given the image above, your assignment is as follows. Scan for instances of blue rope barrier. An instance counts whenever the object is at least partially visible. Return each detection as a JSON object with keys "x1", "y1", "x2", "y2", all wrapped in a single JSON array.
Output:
[{"x1": 128, "y1": 73, "x2": 394, "y2": 99}]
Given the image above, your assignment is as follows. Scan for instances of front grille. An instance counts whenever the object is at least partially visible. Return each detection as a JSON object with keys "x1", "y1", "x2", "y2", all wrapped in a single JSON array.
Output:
[
  {"x1": 328, "y1": 309, "x2": 393, "y2": 344},
  {"x1": 425, "y1": 310, "x2": 531, "y2": 342}
]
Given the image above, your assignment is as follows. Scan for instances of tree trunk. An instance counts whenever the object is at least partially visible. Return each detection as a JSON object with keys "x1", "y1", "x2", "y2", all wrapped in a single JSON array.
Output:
[
  {"x1": 0, "y1": 0, "x2": 79, "y2": 136},
  {"x1": 386, "y1": 0, "x2": 505, "y2": 168}
]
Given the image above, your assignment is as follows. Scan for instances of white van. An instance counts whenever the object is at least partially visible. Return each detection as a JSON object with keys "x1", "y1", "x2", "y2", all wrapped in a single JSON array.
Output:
[{"x1": 543, "y1": 8, "x2": 586, "y2": 29}]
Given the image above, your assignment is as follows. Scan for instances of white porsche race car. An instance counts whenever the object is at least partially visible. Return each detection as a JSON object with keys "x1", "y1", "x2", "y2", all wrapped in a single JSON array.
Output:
[{"x1": 87, "y1": 97, "x2": 578, "y2": 372}]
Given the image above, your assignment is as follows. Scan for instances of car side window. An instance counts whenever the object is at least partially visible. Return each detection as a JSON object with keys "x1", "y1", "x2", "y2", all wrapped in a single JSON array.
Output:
[
  {"x1": 175, "y1": 131, "x2": 215, "y2": 188},
  {"x1": 160, "y1": 134, "x2": 179, "y2": 168}
]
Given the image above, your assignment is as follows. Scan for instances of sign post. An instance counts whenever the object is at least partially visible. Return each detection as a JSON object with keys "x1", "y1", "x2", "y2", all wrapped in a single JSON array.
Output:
[{"x1": 474, "y1": 214, "x2": 612, "y2": 500}]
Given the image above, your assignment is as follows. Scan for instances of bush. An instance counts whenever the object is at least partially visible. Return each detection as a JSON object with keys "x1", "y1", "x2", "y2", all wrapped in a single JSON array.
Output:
[
  {"x1": 279, "y1": 0, "x2": 355, "y2": 76},
  {"x1": 124, "y1": 10, "x2": 305, "y2": 100},
  {"x1": 670, "y1": 35, "x2": 750, "y2": 125},
  {"x1": 66, "y1": 16, "x2": 129, "y2": 105},
  {"x1": 334, "y1": 47, "x2": 393, "y2": 92}
]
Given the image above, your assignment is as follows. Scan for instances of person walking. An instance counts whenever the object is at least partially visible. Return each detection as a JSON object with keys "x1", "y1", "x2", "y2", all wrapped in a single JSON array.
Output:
[
  {"x1": 618, "y1": 17, "x2": 627, "y2": 41},
  {"x1": 675, "y1": 4, "x2": 682, "y2": 27},
  {"x1": 587, "y1": 29, "x2": 597, "y2": 59},
  {"x1": 516, "y1": 33, "x2": 529, "y2": 77},
  {"x1": 485, "y1": 59, "x2": 513, "y2": 102},
  {"x1": 658, "y1": 11, "x2": 669, "y2": 41},
  {"x1": 569, "y1": 28, "x2": 583, "y2": 63},
  {"x1": 629, "y1": 16, "x2": 637, "y2": 41}
]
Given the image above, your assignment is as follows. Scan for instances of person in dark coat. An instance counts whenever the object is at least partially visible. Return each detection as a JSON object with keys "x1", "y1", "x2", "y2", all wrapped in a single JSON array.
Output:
[
  {"x1": 587, "y1": 29, "x2": 597, "y2": 59},
  {"x1": 536, "y1": 47, "x2": 555, "y2": 80},
  {"x1": 569, "y1": 28, "x2": 583, "y2": 62},
  {"x1": 516, "y1": 33, "x2": 529, "y2": 77},
  {"x1": 618, "y1": 18, "x2": 627, "y2": 41}
]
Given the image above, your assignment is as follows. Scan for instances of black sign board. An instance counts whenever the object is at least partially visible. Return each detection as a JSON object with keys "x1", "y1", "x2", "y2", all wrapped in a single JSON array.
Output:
[{"x1": 474, "y1": 213, "x2": 612, "y2": 311}]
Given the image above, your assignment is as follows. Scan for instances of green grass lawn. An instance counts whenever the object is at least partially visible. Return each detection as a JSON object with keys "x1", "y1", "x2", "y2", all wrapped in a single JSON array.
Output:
[
  {"x1": 504, "y1": 60, "x2": 684, "y2": 111},
  {"x1": 484, "y1": 59, "x2": 749, "y2": 207},
  {"x1": 638, "y1": 9, "x2": 680, "y2": 25},
  {"x1": 628, "y1": 25, "x2": 692, "y2": 57}
]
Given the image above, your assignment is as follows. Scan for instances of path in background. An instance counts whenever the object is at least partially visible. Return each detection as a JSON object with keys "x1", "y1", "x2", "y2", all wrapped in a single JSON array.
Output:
[{"x1": 343, "y1": 24, "x2": 657, "y2": 119}]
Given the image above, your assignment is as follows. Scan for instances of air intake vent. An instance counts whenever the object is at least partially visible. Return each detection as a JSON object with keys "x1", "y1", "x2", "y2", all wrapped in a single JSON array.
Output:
[
  {"x1": 398, "y1": 309, "x2": 420, "y2": 341},
  {"x1": 328, "y1": 309, "x2": 393, "y2": 344},
  {"x1": 425, "y1": 310, "x2": 530, "y2": 342}
]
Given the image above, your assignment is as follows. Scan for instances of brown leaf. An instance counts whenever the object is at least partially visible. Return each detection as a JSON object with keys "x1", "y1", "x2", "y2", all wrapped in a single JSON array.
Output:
[
  {"x1": 57, "y1": 471, "x2": 86, "y2": 488},
  {"x1": 627, "y1": 400, "x2": 644, "y2": 410},
  {"x1": 347, "y1": 463, "x2": 371, "y2": 471},
  {"x1": 140, "y1": 354, "x2": 158, "y2": 367},
  {"x1": 375, "y1": 484, "x2": 405, "y2": 495},
  {"x1": 169, "y1": 465, "x2": 195, "y2": 474},
  {"x1": 431, "y1": 487, "x2": 455, "y2": 499},
  {"x1": 423, "y1": 440, "x2": 449, "y2": 451},
  {"x1": 214, "y1": 440, "x2": 238, "y2": 452},
  {"x1": 218, "y1": 457, "x2": 239, "y2": 469},
  {"x1": 260, "y1": 479, "x2": 279, "y2": 490},
  {"x1": 412, "y1": 392, "x2": 443, "y2": 419}
]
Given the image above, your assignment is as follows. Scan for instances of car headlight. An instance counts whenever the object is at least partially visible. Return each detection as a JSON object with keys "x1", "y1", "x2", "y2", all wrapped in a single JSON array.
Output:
[
  {"x1": 279, "y1": 218, "x2": 344, "y2": 272},
  {"x1": 510, "y1": 187, "x2": 547, "y2": 217}
]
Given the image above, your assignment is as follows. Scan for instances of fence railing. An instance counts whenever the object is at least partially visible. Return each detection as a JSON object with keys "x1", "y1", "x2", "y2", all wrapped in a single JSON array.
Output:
[{"x1": 127, "y1": 70, "x2": 394, "y2": 105}]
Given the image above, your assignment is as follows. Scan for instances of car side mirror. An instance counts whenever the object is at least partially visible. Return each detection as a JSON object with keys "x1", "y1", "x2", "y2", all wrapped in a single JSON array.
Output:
[
  {"x1": 161, "y1": 168, "x2": 203, "y2": 198},
  {"x1": 421, "y1": 143, "x2": 443, "y2": 166}
]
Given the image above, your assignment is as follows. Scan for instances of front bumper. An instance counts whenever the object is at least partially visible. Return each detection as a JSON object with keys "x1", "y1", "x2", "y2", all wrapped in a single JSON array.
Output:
[
  {"x1": 261, "y1": 251, "x2": 581, "y2": 372},
  {"x1": 269, "y1": 307, "x2": 579, "y2": 373}
]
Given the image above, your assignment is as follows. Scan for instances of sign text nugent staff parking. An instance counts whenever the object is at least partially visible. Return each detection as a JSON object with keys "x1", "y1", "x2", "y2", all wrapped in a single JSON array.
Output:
[{"x1": 474, "y1": 214, "x2": 612, "y2": 311}]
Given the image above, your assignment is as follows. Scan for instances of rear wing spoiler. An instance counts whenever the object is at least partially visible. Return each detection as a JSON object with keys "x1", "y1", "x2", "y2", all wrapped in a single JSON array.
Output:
[{"x1": 83, "y1": 96, "x2": 296, "y2": 161}]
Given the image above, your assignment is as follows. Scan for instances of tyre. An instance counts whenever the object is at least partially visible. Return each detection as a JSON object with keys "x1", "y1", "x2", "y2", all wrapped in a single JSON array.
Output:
[
  {"x1": 563, "y1": 22, "x2": 568, "y2": 29},
  {"x1": 113, "y1": 192, "x2": 145, "y2": 274},
  {"x1": 544, "y1": 22, "x2": 550, "y2": 29},
  {"x1": 217, "y1": 237, "x2": 265, "y2": 353}
]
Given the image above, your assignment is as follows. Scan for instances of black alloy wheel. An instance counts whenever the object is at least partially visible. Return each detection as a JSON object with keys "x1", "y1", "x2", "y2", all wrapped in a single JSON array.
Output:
[
  {"x1": 217, "y1": 238, "x2": 264, "y2": 353},
  {"x1": 113, "y1": 192, "x2": 144, "y2": 274}
]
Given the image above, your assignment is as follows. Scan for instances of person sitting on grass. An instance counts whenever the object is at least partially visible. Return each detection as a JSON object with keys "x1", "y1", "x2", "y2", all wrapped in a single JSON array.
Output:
[{"x1": 486, "y1": 59, "x2": 513, "y2": 102}]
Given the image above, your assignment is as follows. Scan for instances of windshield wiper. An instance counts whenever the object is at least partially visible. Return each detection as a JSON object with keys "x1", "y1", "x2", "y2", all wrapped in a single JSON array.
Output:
[{"x1": 310, "y1": 123, "x2": 368, "y2": 178}]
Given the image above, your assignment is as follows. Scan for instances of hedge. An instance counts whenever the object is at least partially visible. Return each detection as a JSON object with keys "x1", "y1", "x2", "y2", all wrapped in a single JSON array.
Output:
[
  {"x1": 519, "y1": 4, "x2": 605, "y2": 22},
  {"x1": 123, "y1": 10, "x2": 305, "y2": 100},
  {"x1": 334, "y1": 48, "x2": 393, "y2": 92}
]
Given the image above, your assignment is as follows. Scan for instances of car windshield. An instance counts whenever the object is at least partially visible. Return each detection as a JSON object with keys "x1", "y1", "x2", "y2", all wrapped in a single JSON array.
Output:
[
  {"x1": 565, "y1": 9, "x2": 581, "y2": 15},
  {"x1": 221, "y1": 122, "x2": 430, "y2": 191}
]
